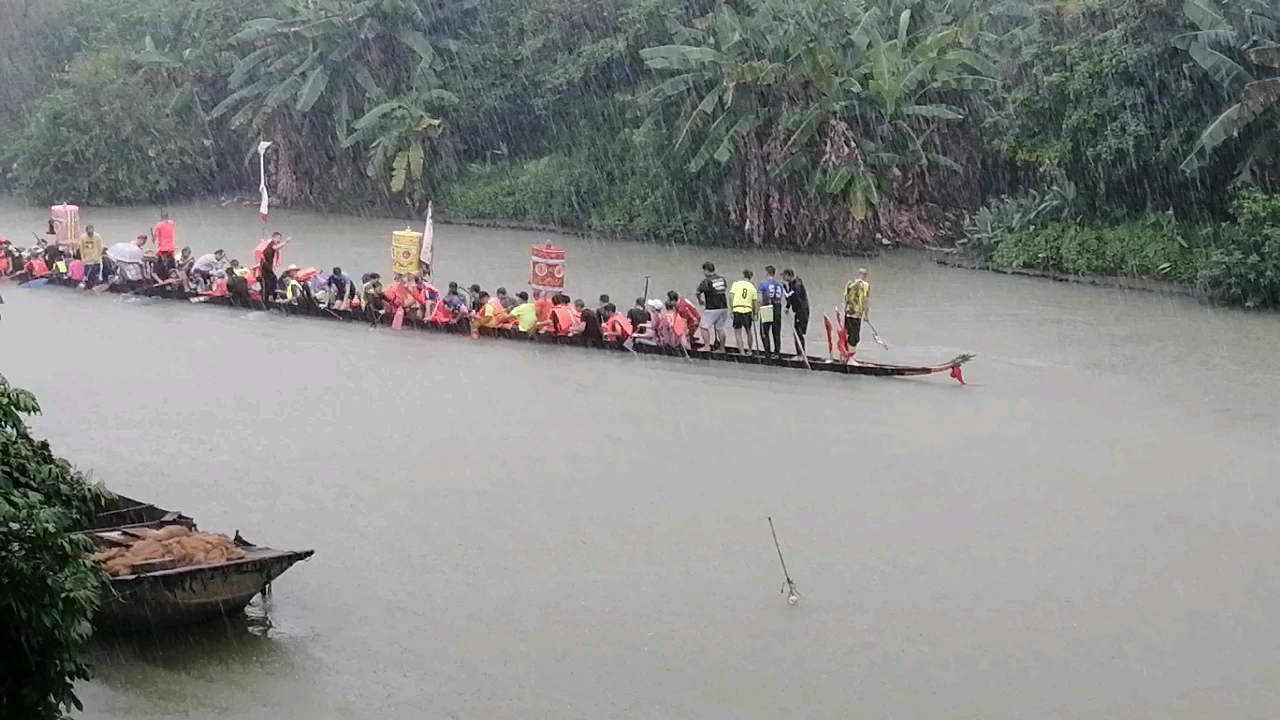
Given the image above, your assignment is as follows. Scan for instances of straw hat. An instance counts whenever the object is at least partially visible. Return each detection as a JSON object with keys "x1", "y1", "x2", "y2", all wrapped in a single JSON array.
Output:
[{"x1": 280, "y1": 263, "x2": 301, "y2": 274}]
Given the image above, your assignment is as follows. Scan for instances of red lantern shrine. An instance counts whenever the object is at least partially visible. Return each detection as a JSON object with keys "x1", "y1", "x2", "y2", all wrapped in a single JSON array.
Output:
[{"x1": 531, "y1": 243, "x2": 565, "y2": 292}]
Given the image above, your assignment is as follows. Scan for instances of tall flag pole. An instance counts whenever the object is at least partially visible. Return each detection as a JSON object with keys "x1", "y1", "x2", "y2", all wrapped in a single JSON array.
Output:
[
  {"x1": 257, "y1": 141, "x2": 273, "y2": 224},
  {"x1": 420, "y1": 201, "x2": 434, "y2": 278}
]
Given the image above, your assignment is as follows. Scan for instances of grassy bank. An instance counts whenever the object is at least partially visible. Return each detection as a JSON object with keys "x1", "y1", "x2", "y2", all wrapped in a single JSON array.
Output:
[{"x1": 962, "y1": 190, "x2": 1280, "y2": 309}]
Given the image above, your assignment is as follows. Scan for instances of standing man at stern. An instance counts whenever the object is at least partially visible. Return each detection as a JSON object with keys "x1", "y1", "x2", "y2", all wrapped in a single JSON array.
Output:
[
  {"x1": 843, "y1": 268, "x2": 871, "y2": 357},
  {"x1": 695, "y1": 261, "x2": 729, "y2": 351}
]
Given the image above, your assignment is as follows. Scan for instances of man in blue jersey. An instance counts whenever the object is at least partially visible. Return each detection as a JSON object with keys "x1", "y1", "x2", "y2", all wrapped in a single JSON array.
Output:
[{"x1": 757, "y1": 265, "x2": 785, "y2": 359}]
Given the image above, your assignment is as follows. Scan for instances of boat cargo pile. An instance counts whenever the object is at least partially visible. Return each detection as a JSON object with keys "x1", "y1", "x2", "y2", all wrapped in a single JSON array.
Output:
[{"x1": 84, "y1": 494, "x2": 313, "y2": 629}]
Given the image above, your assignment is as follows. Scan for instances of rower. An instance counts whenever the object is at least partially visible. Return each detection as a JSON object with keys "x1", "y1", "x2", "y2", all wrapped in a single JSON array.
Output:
[
  {"x1": 627, "y1": 297, "x2": 651, "y2": 333},
  {"x1": 549, "y1": 294, "x2": 576, "y2": 335},
  {"x1": 192, "y1": 250, "x2": 227, "y2": 288},
  {"x1": 507, "y1": 291, "x2": 539, "y2": 333},
  {"x1": 601, "y1": 303, "x2": 632, "y2": 342},
  {"x1": 279, "y1": 264, "x2": 304, "y2": 304},
  {"x1": 327, "y1": 266, "x2": 356, "y2": 310},
  {"x1": 495, "y1": 286, "x2": 518, "y2": 311},
  {"x1": 474, "y1": 291, "x2": 508, "y2": 329},
  {"x1": 730, "y1": 269, "x2": 758, "y2": 356},
  {"x1": 573, "y1": 298, "x2": 604, "y2": 346},
  {"x1": 667, "y1": 291, "x2": 700, "y2": 347},
  {"x1": 104, "y1": 236, "x2": 148, "y2": 286},
  {"x1": 362, "y1": 276, "x2": 386, "y2": 318},
  {"x1": 842, "y1": 268, "x2": 871, "y2": 360}
]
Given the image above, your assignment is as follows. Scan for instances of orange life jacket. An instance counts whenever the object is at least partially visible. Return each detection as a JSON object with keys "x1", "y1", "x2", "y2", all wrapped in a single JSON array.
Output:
[
  {"x1": 383, "y1": 281, "x2": 408, "y2": 307},
  {"x1": 535, "y1": 298, "x2": 553, "y2": 324},
  {"x1": 551, "y1": 305, "x2": 575, "y2": 335},
  {"x1": 477, "y1": 298, "x2": 507, "y2": 328},
  {"x1": 604, "y1": 314, "x2": 633, "y2": 340},
  {"x1": 427, "y1": 302, "x2": 451, "y2": 323},
  {"x1": 27, "y1": 258, "x2": 49, "y2": 277},
  {"x1": 254, "y1": 239, "x2": 281, "y2": 269},
  {"x1": 0, "y1": 255, "x2": 9, "y2": 274}
]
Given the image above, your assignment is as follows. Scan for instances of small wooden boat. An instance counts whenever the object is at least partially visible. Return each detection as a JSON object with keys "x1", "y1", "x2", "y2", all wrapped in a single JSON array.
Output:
[
  {"x1": 28, "y1": 276, "x2": 974, "y2": 381},
  {"x1": 83, "y1": 495, "x2": 313, "y2": 629}
]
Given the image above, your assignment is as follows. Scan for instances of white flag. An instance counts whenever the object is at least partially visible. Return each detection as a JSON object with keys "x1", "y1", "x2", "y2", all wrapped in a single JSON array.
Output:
[
  {"x1": 258, "y1": 141, "x2": 273, "y2": 221},
  {"x1": 420, "y1": 201, "x2": 434, "y2": 276}
]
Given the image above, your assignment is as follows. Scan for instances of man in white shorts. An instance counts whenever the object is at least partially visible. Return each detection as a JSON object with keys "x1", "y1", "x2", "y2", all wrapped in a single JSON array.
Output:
[{"x1": 695, "y1": 261, "x2": 730, "y2": 351}]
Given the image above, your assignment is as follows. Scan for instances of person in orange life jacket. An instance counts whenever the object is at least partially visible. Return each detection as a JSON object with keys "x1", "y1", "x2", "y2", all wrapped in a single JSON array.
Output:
[
  {"x1": 413, "y1": 276, "x2": 440, "y2": 319},
  {"x1": 533, "y1": 289, "x2": 554, "y2": 328},
  {"x1": 474, "y1": 291, "x2": 510, "y2": 329},
  {"x1": 668, "y1": 290, "x2": 701, "y2": 347},
  {"x1": 601, "y1": 303, "x2": 633, "y2": 341},
  {"x1": 258, "y1": 232, "x2": 289, "y2": 302},
  {"x1": 549, "y1": 294, "x2": 576, "y2": 335}
]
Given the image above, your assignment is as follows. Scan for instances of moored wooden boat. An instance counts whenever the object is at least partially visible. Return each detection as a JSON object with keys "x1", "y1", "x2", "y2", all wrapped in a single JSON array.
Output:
[
  {"x1": 94, "y1": 543, "x2": 314, "y2": 629},
  {"x1": 26, "y1": 276, "x2": 974, "y2": 380},
  {"x1": 82, "y1": 494, "x2": 313, "y2": 629}
]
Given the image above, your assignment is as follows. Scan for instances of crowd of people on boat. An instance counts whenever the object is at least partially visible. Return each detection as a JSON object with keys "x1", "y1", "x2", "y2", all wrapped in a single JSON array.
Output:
[{"x1": 1, "y1": 211, "x2": 875, "y2": 360}]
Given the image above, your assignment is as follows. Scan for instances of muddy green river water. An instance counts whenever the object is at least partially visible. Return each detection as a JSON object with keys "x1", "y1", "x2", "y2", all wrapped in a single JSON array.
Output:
[{"x1": 1, "y1": 199, "x2": 1278, "y2": 718}]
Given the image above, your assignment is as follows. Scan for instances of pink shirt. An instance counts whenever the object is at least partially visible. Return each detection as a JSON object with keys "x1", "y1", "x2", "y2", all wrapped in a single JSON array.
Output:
[{"x1": 154, "y1": 220, "x2": 176, "y2": 254}]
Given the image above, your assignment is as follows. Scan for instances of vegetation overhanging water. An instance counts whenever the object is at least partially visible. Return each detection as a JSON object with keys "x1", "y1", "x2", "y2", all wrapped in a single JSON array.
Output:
[{"x1": 1, "y1": 0, "x2": 1279, "y2": 306}]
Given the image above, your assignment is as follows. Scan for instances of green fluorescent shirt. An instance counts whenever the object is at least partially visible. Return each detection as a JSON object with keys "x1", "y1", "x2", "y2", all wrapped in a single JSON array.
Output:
[{"x1": 509, "y1": 302, "x2": 538, "y2": 331}]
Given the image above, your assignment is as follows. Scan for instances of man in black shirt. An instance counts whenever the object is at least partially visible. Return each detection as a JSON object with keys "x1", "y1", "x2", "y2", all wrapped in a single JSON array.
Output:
[
  {"x1": 626, "y1": 297, "x2": 651, "y2": 333},
  {"x1": 782, "y1": 268, "x2": 809, "y2": 356},
  {"x1": 695, "y1": 261, "x2": 729, "y2": 350},
  {"x1": 574, "y1": 299, "x2": 604, "y2": 346}
]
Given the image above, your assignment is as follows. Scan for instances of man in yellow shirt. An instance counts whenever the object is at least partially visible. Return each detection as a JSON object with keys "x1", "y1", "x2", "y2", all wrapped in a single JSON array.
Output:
[
  {"x1": 843, "y1": 268, "x2": 871, "y2": 355},
  {"x1": 78, "y1": 225, "x2": 105, "y2": 286},
  {"x1": 730, "y1": 268, "x2": 759, "y2": 356}
]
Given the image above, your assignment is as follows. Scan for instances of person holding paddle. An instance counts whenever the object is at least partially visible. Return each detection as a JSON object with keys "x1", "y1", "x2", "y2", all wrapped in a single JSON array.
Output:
[{"x1": 842, "y1": 268, "x2": 871, "y2": 358}]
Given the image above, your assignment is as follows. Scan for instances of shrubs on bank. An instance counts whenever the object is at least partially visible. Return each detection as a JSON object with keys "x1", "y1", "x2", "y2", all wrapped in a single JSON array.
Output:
[
  {"x1": 965, "y1": 189, "x2": 1280, "y2": 308},
  {"x1": 0, "y1": 375, "x2": 111, "y2": 719}
]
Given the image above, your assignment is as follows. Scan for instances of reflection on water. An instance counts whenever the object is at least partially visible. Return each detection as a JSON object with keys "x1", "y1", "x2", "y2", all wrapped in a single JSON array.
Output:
[{"x1": 3, "y1": 198, "x2": 1280, "y2": 718}]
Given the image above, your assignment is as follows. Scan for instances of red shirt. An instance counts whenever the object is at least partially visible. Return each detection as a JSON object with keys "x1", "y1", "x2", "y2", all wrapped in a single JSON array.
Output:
[{"x1": 154, "y1": 220, "x2": 176, "y2": 254}]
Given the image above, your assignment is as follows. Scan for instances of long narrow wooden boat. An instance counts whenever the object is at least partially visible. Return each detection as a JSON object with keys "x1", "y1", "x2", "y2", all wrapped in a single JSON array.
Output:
[
  {"x1": 21, "y1": 276, "x2": 974, "y2": 380},
  {"x1": 82, "y1": 494, "x2": 313, "y2": 629}
]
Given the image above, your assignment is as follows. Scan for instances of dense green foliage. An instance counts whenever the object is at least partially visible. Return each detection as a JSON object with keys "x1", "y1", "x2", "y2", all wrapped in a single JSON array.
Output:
[
  {"x1": 0, "y1": 375, "x2": 112, "y2": 719},
  {"x1": 966, "y1": 188, "x2": 1280, "y2": 307},
  {"x1": 1, "y1": 0, "x2": 1279, "y2": 302}
]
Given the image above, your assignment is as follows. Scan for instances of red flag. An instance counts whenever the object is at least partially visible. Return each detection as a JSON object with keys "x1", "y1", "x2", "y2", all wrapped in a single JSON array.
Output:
[
  {"x1": 823, "y1": 315, "x2": 834, "y2": 359},
  {"x1": 950, "y1": 363, "x2": 966, "y2": 384},
  {"x1": 834, "y1": 320, "x2": 853, "y2": 362}
]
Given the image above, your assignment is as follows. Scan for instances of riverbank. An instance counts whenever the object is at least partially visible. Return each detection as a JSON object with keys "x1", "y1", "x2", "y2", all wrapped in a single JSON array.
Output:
[{"x1": 933, "y1": 255, "x2": 1197, "y2": 296}]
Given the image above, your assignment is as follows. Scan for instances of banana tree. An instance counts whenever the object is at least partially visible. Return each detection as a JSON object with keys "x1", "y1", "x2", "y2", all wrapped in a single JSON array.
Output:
[
  {"x1": 341, "y1": 91, "x2": 454, "y2": 209},
  {"x1": 640, "y1": 0, "x2": 996, "y2": 232},
  {"x1": 1178, "y1": 0, "x2": 1280, "y2": 177}
]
